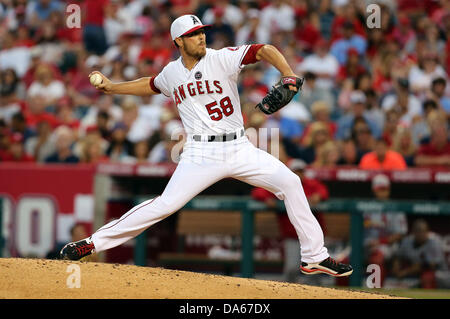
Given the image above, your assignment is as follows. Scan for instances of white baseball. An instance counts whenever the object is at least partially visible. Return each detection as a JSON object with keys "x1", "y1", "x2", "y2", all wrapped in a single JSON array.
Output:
[{"x1": 90, "y1": 73, "x2": 103, "y2": 86}]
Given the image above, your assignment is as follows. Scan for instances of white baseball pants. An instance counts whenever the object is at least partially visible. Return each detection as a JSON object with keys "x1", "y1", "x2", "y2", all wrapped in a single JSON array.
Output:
[{"x1": 91, "y1": 135, "x2": 329, "y2": 263}]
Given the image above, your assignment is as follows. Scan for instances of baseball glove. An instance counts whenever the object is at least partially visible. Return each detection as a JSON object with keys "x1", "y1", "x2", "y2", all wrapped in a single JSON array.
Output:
[{"x1": 256, "y1": 76, "x2": 304, "y2": 115}]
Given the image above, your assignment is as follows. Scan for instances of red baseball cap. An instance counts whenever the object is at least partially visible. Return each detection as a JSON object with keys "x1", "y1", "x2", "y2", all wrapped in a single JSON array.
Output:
[
  {"x1": 10, "y1": 132, "x2": 24, "y2": 144},
  {"x1": 314, "y1": 38, "x2": 328, "y2": 49},
  {"x1": 347, "y1": 47, "x2": 359, "y2": 56}
]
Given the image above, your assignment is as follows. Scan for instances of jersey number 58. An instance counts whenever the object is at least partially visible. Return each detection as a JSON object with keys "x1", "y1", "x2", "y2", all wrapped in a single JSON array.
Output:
[{"x1": 205, "y1": 96, "x2": 234, "y2": 121}]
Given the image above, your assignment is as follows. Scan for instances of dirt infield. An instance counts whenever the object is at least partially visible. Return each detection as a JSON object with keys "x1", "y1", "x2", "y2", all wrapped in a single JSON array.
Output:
[{"x1": 0, "y1": 258, "x2": 400, "y2": 299}]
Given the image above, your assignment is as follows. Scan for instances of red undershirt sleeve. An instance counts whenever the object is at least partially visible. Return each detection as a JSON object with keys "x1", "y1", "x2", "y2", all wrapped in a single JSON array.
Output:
[
  {"x1": 149, "y1": 77, "x2": 161, "y2": 94},
  {"x1": 241, "y1": 44, "x2": 265, "y2": 66}
]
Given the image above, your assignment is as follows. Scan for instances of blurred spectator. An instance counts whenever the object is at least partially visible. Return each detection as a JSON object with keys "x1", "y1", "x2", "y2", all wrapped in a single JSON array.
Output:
[
  {"x1": 251, "y1": 158, "x2": 329, "y2": 283},
  {"x1": 381, "y1": 78, "x2": 422, "y2": 126},
  {"x1": 79, "y1": 134, "x2": 108, "y2": 164},
  {"x1": 246, "y1": 111, "x2": 267, "y2": 146},
  {"x1": 206, "y1": 7, "x2": 235, "y2": 48},
  {"x1": 133, "y1": 139, "x2": 150, "y2": 164},
  {"x1": 1, "y1": 68, "x2": 25, "y2": 101},
  {"x1": 27, "y1": 63, "x2": 65, "y2": 106},
  {"x1": 392, "y1": 219, "x2": 449, "y2": 289},
  {"x1": 74, "y1": 124, "x2": 108, "y2": 158},
  {"x1": 45, "y1": 125, "x2": 79, "y2": 163},
  {"x1": 381, "y1": 109, "x2": 401, "y2": 146},
  {"x1": 284, "y1": 121, "x2": 331, "y2": 164},
  {"x1": 364, "y1": 89, "x2": 385, "y2": 133},
  {"x1": 312, "y1": 140, "x2": 340, "y2": 168},
  {"x1": 121, "y1": 96, "x2": 153, "y2": 143},
  {"x1": 137, "y1": 32, "x2": 172, "y2": 71},
  {"x1": 202, "y1": 0, "x2": 244, "y2": 31},
  {"x1": 415, "y1": 122, "x2": 450, "y2": 167},
  {"x1": 372, "y1": 51, "x2": 405, "y2": 95},
  {"x1": 391, "y1": 14, "x2": 416, "y2": 54},
  {"x1": 351, "y1": 117, "x2": 376, "y2": 159},
  {"x1": 257, "y1": 0, "x2": 295, "y2": 44},
  {"x1": 0, "y1": 125, "x2": 10, "y2": 159},
  {"x1": 134, "y1": 5, "x2": 154, "y2": 37},
  {"x1": 0, "y1": 30, "x2": 31, "y2": 77},
  {"x1": 424, "y1": 20, "x2": 445, "y2": 54},
  {"x1": 55, "y1": 97, "x2": 80, "y2": 130},
  {"x1": 0, "y1": 132, "x2": 33, "y2": 162},
  {"x1": 278, "y1": 99, "x2": 310, "y2": 142},
  {"x1": 300, "y1": 101, "x2": 336, "y2": 143},
  {"x1": 26, "y1": 0, "x2": 63, "y2": 28},
  {"x1": 391, "y1": 126, "x2": 417, "y2": 167},
  {"x1": 294, "y1": 9, "x2": 321, "y2": 53},
  {"x1": 366, "y1": 28, "x2": 387, "y2": 59},
  {"x1": 408, "y1": 51, "x2": 447, "y2": 97},
  {"x1": 337, "y1": 138, "x2": 359, "y2": 165},
  {"x1": 104, "y1": 0, "x2": 135, "y2": 46},
  {"x1": 0, "y1": 95, "x2": 23, "y2": 129},
  {"x1": 298, "y1": 39, "x2": 339, "y2": 90},
  {"x1": 147, "y1": 108, "x2": 177, "y2": 150},
  {"x1": 363, "y1": 174, "x2": 408, "y2": 287},
  {"x1": 235, "y1": 9, "x2": 261, "y2": 46},
  {"x1": 2, "y1": 0, "x2": 27, "y2": 31},
  {"x1": 80, "y1": 94, "x2": 123, "y2": 135},
  {"x1": 330, "y1": 20, "x2": 367, "y2": 65},
  {"x1": 22, "y1": 46, "x2": 62, "y2": 88},
  {"x1": 430, "y1": 77, "x2": 450, "y2": 116},
  {"x1": 329, "y1": 3, "x2": 367, "y2": 42},
  {"x1": 34, "y1": 19, "x2": 65, "y2": 63},
  {"x1": 359, "y1": 138, "x2": 407, "y2": 170},
  {"x1": 297, "y1": 72, "x2": 335, "y2": 112},
  {"x1": 317, "y1": 0, "x2": 335, "y2": 40},
  {"x1": 136, "y1": 94, "x2": 163, "y2": 132},
  {"x1": 23, "y1": 95, "x2": 60, "y2": 129},
  {"x1": 336, "y1": 48, "x2": 367, "y2": 87},
  {"x1": 411, "y1": 100, "x2": 439, "y2": 145},
  {"x1": 148, "y1": 120, "x2": 184, "y2": 164},
  {"x1": 95, "y1": 111, "x2": 112, "y2": 141},
  {"x1": 336, "y1": 91, "x2": 381, "y2": 140},
  {"x1": 83, "y1": 0, "x2": 109, "y2": 55},
  {"x1": 107, "y1": 56, "x2": 127, "y2": 82},
  {"x1": 24, "y1": 120, "x2": 55, "y2": 162},
  {"x1": 106, "y1": 122, "x2": 134, "y2": 162},
  {"x1": 122, "y1": 139, "x2": 150, "y2": 164},
  {"x1": 10, "y1": 111, "x2": 34, "y2": 141}
]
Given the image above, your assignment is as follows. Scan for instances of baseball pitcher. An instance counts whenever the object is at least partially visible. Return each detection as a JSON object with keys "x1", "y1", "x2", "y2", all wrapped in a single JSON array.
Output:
[{"x1": 61, "y1": 15, "x2": 353, "y2": 277}]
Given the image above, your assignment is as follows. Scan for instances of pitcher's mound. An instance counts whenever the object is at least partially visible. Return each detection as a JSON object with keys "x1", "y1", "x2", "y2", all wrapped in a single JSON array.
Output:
[{"x1": 0, "y1": 258, "x2": 400, "y2": 299}]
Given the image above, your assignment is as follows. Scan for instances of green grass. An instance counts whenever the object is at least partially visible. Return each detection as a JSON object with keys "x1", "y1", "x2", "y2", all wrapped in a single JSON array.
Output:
[{"x1": 340, "y1": 287, "x2": 450, "y2": 299}]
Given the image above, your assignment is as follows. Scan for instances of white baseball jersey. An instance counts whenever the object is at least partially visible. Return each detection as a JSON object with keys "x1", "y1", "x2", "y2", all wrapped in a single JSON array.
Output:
[{"x1": 151, "y1": 45, "x2": 262, "y2": 135}]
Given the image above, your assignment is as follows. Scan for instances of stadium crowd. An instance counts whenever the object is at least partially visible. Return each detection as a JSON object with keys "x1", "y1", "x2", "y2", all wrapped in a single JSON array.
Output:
[{"x1": 0, "y1": 0, "x2": 450, "y2": 168}]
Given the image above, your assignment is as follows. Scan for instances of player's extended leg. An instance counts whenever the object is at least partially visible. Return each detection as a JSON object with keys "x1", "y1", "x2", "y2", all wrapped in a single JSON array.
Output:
[
  {"x1": 231, "y1": 141, "x2": 353, "y2": 277},
  {"x1": 60, "y1": 160, "x2": 227, "y2": 260}
]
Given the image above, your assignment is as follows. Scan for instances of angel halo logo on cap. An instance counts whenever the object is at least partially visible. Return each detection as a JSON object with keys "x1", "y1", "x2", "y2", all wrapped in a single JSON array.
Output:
[{"x1": 191, "y1": 16, "x2": 200, "y2": 25}]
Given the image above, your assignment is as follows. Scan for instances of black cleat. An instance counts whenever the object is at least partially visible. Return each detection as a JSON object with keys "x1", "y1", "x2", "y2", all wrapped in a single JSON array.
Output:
[
  {"x1": 300, "y1": 257, "x2": 353, "y2": 277},
  {"x1": 60, "y1": 237, "x2": 96, "y2": 261}
]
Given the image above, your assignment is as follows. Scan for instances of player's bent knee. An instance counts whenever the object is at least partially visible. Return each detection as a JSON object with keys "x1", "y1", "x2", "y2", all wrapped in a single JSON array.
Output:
[
  {"x1": 287, "y1": 172, "x2": 302, "y2": 188},
  {"x1": 278, "y1": 171, "x2": 302, "y2": 192},
  {"x1": 157, "y1": 196, "x2": 185, "y2": 215}
]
